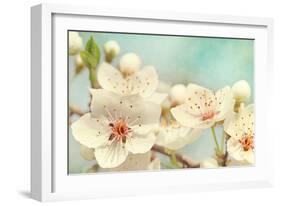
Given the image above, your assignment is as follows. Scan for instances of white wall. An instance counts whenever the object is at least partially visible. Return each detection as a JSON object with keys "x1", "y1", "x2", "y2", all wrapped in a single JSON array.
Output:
[{"x1": 0, "y1": 0, "x2": 280, "y2": 205}]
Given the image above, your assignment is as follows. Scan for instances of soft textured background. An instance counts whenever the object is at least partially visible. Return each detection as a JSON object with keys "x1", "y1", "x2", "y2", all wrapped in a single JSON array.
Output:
[
  {"x1": 69, "y1": 32, "x2": 254, "y2": 173},
  {"x1": 1, "y1": 0, "x2": 280, "y2": 205}
]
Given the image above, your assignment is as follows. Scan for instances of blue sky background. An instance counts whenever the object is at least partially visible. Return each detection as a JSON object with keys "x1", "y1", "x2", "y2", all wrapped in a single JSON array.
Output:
[{"x1": 68, "y1": 31, "x2": 254, "y2": 174}]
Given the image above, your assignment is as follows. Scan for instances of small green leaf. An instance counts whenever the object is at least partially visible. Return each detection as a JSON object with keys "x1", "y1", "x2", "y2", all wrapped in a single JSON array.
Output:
[
  {"x1": 80, "y1": 50, "x2": 98, "y2": 69},
  {"x1": 85, "y1": 36, "x2": 94, "y2": 52},
  {"x1": 93, "y1": 42, "x2": 101, "y2": 64},
  {"x1": 84, "y1": 36, "x2": 100, "y2": 65},
  {"x1": 80, "y1": 36, "x2": 101, "y2": 88}
]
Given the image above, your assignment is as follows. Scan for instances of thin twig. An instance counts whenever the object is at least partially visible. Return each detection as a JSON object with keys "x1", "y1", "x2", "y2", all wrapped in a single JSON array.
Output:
[{"x1": 152, "y1": 144, "x2": 200, "y2": 168}]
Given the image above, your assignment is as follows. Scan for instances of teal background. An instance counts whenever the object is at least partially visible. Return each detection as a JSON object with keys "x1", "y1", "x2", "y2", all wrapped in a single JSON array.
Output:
[{"x1": 68, "y1": 31, "x2": 254, "y2": 174}]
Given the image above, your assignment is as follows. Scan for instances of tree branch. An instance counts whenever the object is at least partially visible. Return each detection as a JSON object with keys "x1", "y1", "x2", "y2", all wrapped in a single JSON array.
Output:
[{"x1": 152, "y1": 144, "x2": 200, "y2": 168}]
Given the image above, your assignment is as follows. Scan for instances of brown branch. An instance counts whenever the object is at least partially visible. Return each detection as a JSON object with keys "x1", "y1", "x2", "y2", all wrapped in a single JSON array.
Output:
[{"x1": 152, "y1": 144, "x2": 200, "y2": 168}]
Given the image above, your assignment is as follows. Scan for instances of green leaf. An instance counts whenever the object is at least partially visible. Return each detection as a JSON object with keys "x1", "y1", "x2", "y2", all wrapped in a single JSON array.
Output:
[
  {"x1": 85, "y1": 36, "x2": 94, "y2": 53},
  {"x1": 80, "y1": 50, "x2": 98, "y2": 69},
  {"x1": 92, "y1": 42, "x2": 101, "y2": 64},
  {"x1": 80, "y1": 36, "x2": 101, "y2": 88},
  {"x1": 84, "y1": 36, "x2": 101, "y2": 65}
]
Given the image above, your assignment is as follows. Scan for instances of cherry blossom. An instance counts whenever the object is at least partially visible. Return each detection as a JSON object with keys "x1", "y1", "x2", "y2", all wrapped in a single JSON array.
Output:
[
  {"x1": 171, "y1": 84, "x2": 235, "y2": 129},
  {"x1": 97, "y1": 62, "x2": 158, "y2": 98},
  {"x1": 224, "y1": 104, "x2": 254, "y2": 164},
  {"x1": 71, "y1": 89, "x2": 161, "y2": 168}
]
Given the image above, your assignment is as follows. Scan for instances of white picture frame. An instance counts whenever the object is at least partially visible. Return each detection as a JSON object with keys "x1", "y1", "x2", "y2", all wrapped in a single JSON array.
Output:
[{"x1": 31, "y1": 3, "x2": 274, "y2": 202}]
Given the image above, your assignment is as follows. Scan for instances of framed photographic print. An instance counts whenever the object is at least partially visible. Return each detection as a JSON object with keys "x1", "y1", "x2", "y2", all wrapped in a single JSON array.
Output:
[{"x1": 31, "y1": 3, "x2": 274, "y2": 201}]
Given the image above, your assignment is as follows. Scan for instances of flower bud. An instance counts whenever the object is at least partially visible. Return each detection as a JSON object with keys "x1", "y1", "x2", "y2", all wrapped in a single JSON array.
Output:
[
  {"x1": 232, "y1": 80, "x2": 251, "y2": 102},
  {"x1": 119, "y1": 53, "x2": 141, "y2": 75},
  {"x1": 74, "y1": 54, "x2": 85, "y2": 75},
  {"x1": 69, "y1": 32, "x2": 83, "y2": 56},
  {"x1": 104, "y1": 40, "x2": 120, "y2": 62},
  {"x1": 169, "y1": 84, "x2": 188, "y2": 106},
  {"x1": 200, "y1": 158, "x2": 219, "y2": 168}
]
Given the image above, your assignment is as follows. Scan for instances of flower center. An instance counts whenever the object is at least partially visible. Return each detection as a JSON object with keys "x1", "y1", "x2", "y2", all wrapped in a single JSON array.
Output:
[
  {"x1": 109, "y1": 119, "x2": 131, "y2": 143},
  {"x1": 239, "y1": 134, "x2": 254, "y2": 151},
  {"x1": 202, "y1": 111, "x2": 216, "y2": 121}
]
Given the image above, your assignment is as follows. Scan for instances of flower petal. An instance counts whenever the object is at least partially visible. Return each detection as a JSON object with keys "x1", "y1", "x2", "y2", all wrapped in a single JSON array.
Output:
[
  {"x1": 227, "y1": 137, "x2": 254, "y2": 165},
  {"x1": 185, "y1": 83, "x2": 215, "y2": 115},
  {"x1": 94, "y1": 140, "x2": 128, "y2": 168},
  {"x1": 171, "y1": 104, "x2": 215, "y2": 129},
  {"x1": 71, "y1": 113, "x2": 109, "y2": 148},
  {"x1": 130, "y1": 65, "x2": 158, "y2": 97},
  {"x1": 147, "y1": 92, "x2": 168, "y2": 105},
  {"x1": 111, "y1": 152, "x2": 151, "y2": 171},
  {"x1": 242, "y1": 150, "x2": 255, "y2": 164},
  {"x1": 133, "y1": 123, "x2": 158, "y2": 136},
  {"x1": 156, "y1": 126, "x2": 202, "y2": 150},
  {"x1": 215, "y1": 86, "x2": 235, "y2": 121},
  {"x1": 122, "y1": 96, "x2": 161, "y2": 127},
  {"x1": 90, "y1": 89, "x2": 161, "y2": 128},
  {"x1": 125, "y1": 132, "x2": 156, "y2": 154},
  {"x1": 97, "y1": 62, "x2": 127, "y2": 95},
  {"x1": 239, "y1": 104, "x2": 255, "y2": 134},
  {"x1": 224, "y1": 104, "x2": 254, "y2": 138},
  {"x1": 227, "y1": 137, "x2": 244, "y2": 161}
]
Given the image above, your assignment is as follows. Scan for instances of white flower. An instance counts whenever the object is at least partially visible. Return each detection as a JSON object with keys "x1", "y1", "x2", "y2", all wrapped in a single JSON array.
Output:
[
  {"x1": 171, "y1": 84, "x2": 235, "y2": 129},
  {"x1": 104, "y1": 40, "x2": 120, "y2": 58},
  {"x1": 69, "y1": 32, "x2": 83, "y2": 56},
  {"x1": 232, "y1": 80, "x2": 251, "y2": 102},
  {"x1": 71, "y1": 89, "x2": 161, "y2": 168},
  {"x1": 97, "y1": 62, "x2": 158, "y2": 98},
  {"x1": 156, "y1": 122, "x2": 201, "y2": 150},
  {"x1": 200, "y1": 158, "x2": 219, "y2": 168},
  {"x1": 111, "y1": 151, "x2": 160, "y2": 171},
  {"x1": 169, "y1": 84, "x2": 188, "y2": 106},
  {"x1": 119, "y1": 53, "x2": 142, "y2": 75},
  {"x1": 224, "y1": 104, "x2": 254, "y2": 164}
]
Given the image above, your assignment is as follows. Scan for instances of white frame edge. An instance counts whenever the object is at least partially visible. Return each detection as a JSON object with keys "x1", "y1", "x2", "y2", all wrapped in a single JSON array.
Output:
[{"x1": 31, "y1": 3, "x2": 274, "y2": 201}]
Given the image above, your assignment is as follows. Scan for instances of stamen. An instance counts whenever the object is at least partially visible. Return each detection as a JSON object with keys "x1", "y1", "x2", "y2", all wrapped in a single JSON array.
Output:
[
  {"x1": 239, "y1": 134, "x2": 254, "y2": 151},
  {"x1": 202, "y1": 111, "x2": 216, "y2": 121},
  {"x1": 108, "y1": 118, "x2": 132, "y2": 144}
]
